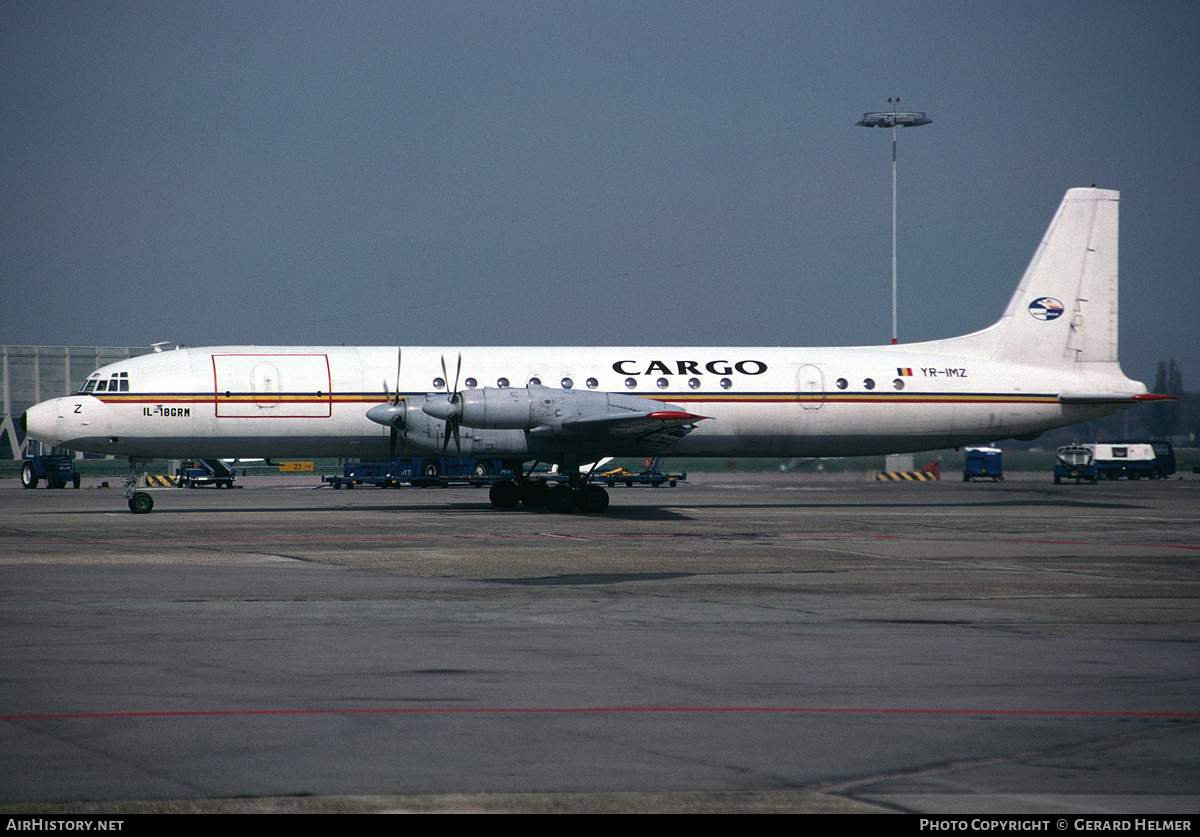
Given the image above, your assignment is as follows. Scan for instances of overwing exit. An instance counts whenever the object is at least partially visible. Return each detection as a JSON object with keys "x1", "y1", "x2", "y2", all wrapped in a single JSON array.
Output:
[{"x1": 23, "y1": 187, "x2": 1167, "y2": 513}]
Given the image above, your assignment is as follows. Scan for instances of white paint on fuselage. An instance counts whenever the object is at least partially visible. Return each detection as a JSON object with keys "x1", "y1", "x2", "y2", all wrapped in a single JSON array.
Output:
[{"x1": 25, "y1": 341, "x2": 1135, "y2": 461}]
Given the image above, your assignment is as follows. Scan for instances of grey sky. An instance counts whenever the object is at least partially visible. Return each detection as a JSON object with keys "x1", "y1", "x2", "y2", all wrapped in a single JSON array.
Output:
[{"x1": 3, "y1": 1, "x2": 1197, "y2": 389}]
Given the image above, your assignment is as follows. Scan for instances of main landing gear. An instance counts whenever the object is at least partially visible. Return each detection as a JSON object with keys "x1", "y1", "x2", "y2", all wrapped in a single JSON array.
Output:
[
  {"x1": 487, "y1": 463, "x2": 610, "y2": 514},
  {"x1": 488, "y1": 479, "x2": 609, "y2": 513}
]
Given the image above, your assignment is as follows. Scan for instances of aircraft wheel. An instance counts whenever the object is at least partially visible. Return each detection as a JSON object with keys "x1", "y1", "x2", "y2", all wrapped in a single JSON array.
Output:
[
  {"x1": 21, "y1": 463, "x2": 38, "y2": 489},
  {"x1": 546, "y1": 485, "x2": 578, "y2": 513},
  {"x1": 519, "y1": 481, "x2": 549, "y2": 509},
  {"x1": 489, "y1": 480, "x2": 520, "y2": 509},
  {"x1": 128, "y1": 492, "x2": 154, "y2": 514},
  {"x1": 577, "y1": 485, "x2": 609, "y2": 513}
]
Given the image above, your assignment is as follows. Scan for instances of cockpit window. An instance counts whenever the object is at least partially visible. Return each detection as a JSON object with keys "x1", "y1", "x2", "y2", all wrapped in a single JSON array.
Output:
[{"x1": 79, "y1": 371, "x2": 129, "y2": 394}]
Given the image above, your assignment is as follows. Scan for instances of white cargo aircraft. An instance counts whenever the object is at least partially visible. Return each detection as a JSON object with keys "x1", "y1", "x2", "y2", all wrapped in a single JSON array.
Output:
[{"x1": 23, "y1": 187, "x2": 1165, "y2": 513}]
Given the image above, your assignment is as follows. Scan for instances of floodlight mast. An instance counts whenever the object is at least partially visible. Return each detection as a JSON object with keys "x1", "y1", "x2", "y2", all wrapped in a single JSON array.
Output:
[{"x1": 856, "y1": 99, "x2": 932, "y2": 344}]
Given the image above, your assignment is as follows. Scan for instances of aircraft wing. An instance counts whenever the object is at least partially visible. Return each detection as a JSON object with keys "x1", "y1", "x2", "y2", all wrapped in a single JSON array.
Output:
[
  {"x1": 537, "y1": 409, "x2": 708, "y2": 452},
  {"x1": 1058, "y1": 393, "x2": 1176, "y2": 404}
]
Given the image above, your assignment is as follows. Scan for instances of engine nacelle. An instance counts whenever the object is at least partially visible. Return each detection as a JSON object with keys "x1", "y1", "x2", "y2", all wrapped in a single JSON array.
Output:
[{"x1": 423, "y1": 385, "x2": 649, "y2": 431}]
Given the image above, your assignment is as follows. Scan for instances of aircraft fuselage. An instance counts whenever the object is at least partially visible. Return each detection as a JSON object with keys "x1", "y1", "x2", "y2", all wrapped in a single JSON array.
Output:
[{"x1": 24, "y1": 342, "x2": 1135, "y2": 463}]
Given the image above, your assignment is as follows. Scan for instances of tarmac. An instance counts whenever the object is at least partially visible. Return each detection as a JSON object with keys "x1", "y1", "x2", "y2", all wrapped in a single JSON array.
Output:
[{"x1": 1, "y1": 470, "x2": 1197, "y2": 814}]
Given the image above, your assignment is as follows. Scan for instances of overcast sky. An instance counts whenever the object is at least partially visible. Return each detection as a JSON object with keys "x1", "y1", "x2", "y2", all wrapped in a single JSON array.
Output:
[{"x1": 3, "y1": 1, "x2": 1197, "y2": 389}]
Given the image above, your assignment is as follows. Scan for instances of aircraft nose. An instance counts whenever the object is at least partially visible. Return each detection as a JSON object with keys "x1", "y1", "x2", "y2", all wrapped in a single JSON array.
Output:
[{"x1": 22, "y1": 399, "x2": 61, "y2": 446}]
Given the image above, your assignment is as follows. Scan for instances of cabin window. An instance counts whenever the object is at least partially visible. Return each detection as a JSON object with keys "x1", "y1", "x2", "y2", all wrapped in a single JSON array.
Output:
[
  {"x1": 720, "y1": 378, "x2": 732, "y2": 390},
  {"x1": 836, "y1": 378, "x2": 848, "y2": 390},
  {"x1": 688, "y1": 378, "x2": 700, "y2": 389},
  {"x1": 624, "y1": 377, "x2": 637, "y2": 389},
  {"x1": 528, "y1": 377, "x2": 541, "y2": 386},
  {"x1": 497, "y1": 377, "x2": 509, "y2": 388},
  {"x1": 561, "y1": 377, "x2": 573, "y2": 389},
  {"x1": 893, "y1": 378, "x2": 905, "y2": 390},
  {"x1": 656, "y1": 377, "x2": 669, "y2": 389},
  {"x1": 586, "y1": 377, "x2": 598, "y2": 389},
  {"x1": 433, "y1": 377, "x2": 445, "y2": 390},
  {"x1": 464, "y1": 377, "x2": 477, "y2": 389},
  {"x1": 863, "y1": 378, "x2": 875, "y2": 390}
]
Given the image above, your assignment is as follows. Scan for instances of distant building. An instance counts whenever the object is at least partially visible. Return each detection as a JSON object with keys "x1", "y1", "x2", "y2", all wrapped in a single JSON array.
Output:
[{"x1": 2, "y1": 346, "x2": 155, "y2": 459}]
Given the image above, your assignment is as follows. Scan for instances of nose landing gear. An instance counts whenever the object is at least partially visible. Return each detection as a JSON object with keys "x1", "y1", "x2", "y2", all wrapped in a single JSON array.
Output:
[{"x1": 124, "y1": 457, "x2": 155, "y2": 514}]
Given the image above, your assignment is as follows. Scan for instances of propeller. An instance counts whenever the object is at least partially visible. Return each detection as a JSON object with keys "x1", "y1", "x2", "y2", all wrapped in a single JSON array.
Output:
[
  {"x1": 365, "y1": 348, "x2": 406, "y2": 462},
  {"x1": 438, "y1": 353, "x2": 462, "y2": 453}
]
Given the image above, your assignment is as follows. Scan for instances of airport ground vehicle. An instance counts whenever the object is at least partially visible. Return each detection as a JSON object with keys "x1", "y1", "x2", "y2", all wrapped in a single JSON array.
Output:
[
  {"x1": 1092, "y1": 441, "x2": 1174, "y2": 480},
  {"x1": 324, "y1": 457, "x2": 509, "y2": 488},
  {"x1": 1053, "y1": 441, "x2": 1176, "y2": 484},
  {"x1": 1054, "y1": 445, "x2": 1098, "y2": 484},
  {"x1": 962, "y1": 446, "x2": 1003, "y2": 482},
  {"x1": 20, "y1": 453, "x2": 80, "y2": 489},
  {"x1": 175, "y1": 459, "x2": 237, "y2": 488}
]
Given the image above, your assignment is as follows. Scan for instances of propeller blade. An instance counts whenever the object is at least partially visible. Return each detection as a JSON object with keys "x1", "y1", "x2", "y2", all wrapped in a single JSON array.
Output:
[
  {"x1": 435, "y1": 353, "x2": 465, "y2": 453},
  {"x1": 393, "y1": 347, "x2": 402, "y2": 405},
  {"x1": 441, "y1": 417, "x2": 461, "y2": 454},
  {"x1": 374, "y1": 349, "x2": 407, "y2": 474}
]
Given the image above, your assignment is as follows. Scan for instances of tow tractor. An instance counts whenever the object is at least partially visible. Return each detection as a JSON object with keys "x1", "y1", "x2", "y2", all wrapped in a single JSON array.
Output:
[
  {"x1": 20, "y1": 449, "x2": 81, "y2": 489},
  {"x1": 1053, "y1": 445, "x2": 1098, "y2": 484}
]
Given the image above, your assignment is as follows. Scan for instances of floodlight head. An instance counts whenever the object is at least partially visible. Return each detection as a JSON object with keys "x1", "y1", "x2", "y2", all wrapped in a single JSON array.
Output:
[{"x1": 856, "y1": 112, "x2": 933, "y2": 128}]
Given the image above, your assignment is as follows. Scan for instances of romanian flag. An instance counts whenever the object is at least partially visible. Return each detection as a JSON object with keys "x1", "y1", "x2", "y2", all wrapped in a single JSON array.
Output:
[{"x1": 897, "y1": 367, "x2": 913, "y2": 376}]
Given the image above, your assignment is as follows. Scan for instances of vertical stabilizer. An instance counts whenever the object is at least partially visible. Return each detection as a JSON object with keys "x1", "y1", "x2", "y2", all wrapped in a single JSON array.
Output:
[{"x1": 929, "y1": 188, "x2": 1120, "y2": 368}]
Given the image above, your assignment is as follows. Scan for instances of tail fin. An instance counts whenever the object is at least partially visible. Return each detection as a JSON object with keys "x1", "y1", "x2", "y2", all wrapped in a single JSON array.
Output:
[{"x1": 923, "y1": 187, "x2": 1120, "y2": 369}]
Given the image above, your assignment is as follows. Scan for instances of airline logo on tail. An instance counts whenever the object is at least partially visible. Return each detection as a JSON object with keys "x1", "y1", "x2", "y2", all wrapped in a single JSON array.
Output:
[{"x1": 1028, "y1": 296, "x2": 1065, "y2": 321}]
